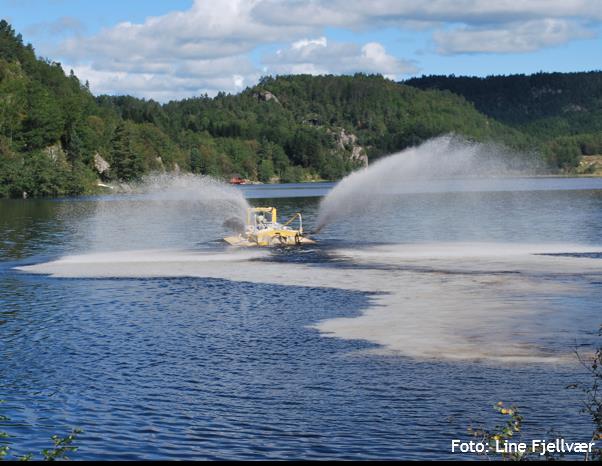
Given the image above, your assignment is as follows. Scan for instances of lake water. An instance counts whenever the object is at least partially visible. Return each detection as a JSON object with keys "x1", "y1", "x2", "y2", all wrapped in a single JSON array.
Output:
[{"x1": 1, "y1": 177, "x2": 601, "y2": 460}]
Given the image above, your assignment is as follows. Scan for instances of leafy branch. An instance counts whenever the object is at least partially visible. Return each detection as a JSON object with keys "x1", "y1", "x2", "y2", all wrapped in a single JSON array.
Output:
[
  {"x1": 468, "y1": 402, "x2": 558, "y2": 461},
  {"x1": 40, "y1": 429, "x2": 83, "y2": 461},
  {"x1": 0, "y1": 401, "x2": 82, "y2": 462},
  {"x1": 569, "y1": 324, "x2": 602, "y2": 461}
]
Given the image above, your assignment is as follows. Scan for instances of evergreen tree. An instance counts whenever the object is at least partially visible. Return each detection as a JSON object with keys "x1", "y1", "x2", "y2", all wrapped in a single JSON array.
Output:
[
  {"x1": 110, "y1": 123, "x2": 142, "y2": 181},
  {"x1": 190, "y1": 147, "x2": 203, "y2": 174},
  {"x1": 258, "y1": 158, "x2": 274, "y2": 182},
  {"x1": 21, "y1": 81, "x2": 64, "y2": 150}
]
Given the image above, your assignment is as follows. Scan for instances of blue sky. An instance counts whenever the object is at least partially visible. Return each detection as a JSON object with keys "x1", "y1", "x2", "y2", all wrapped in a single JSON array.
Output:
[{"x1": 2, "y1": 0, "x2": 601, "y2": 101}]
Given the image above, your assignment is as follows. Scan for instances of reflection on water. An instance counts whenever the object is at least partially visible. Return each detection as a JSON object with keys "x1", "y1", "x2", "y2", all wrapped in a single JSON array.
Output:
[
  {"x1": 1, "y1": 177, "x2": 601, "y2": 460},
  {"x1": 0, "y1": 200, "x2": 67, "y2": 259}
]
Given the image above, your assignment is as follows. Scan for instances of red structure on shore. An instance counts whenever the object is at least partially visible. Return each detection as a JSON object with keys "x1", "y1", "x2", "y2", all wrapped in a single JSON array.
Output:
[{"x1": 229, "y1": 176, "x2": 247, "y2": 185}]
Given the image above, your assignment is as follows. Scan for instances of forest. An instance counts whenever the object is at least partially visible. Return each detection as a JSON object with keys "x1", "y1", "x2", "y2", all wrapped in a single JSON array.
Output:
[
  {"x1": 406, "y1": 72, "x2": 602, "y2": 170},
  {"x1": 1, "y1": 20, "x2": 601, "y2": 198}
]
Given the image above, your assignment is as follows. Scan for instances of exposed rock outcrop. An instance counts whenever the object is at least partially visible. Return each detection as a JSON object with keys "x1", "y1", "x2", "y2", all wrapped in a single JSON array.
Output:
[
  {"x1": 330, "y1": 128, "x2": 369, "y2": 167},
  {"x1": 150, "y1": 156, "x2": 166, "y2": 172},
  {"x1": 253, "y1": 90, "x2": 280, "y2": 104},
  {"x1": 93, "y1": 153, "x2": 110, "y2": 175},
  {"x1": 43, "y1": 144, "x2": 67, "y2": 163},
  {"x1": 577, "y1": 155, "x2": 602, "y2": 176},
  {"x1": 562, "y1": 104, "x2": 585, "y2": 113}
]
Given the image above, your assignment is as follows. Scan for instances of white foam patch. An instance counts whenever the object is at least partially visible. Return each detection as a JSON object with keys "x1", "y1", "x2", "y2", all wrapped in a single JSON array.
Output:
[
  {"x1": 17, "y1": 249, "x2": 269, "y2": 277},
  {"x1": 338, "y1": 242, "x2": 597, "y2": 259},
  {"x1": 316, "y1": 243, "x2": 601, "y2": 363},
  {"x1": 334, "y1": 242, "x2": 602, "y2": 274},
  {"x1": 17, "y1": 243, "x2": 602, "y2": 364}
]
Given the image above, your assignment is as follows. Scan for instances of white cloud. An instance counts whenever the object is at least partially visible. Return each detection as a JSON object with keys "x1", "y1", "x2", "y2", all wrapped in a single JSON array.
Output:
[
  {"x1": 254, "y1": 1, "x2": 602, "y2": 28},
  {"x1": 55, "y1": 1, "x2": 419, "y2": 99},
  {"x1": 264, "y1": 37, "x2": 417, "y2": 79},
  {"x1": 434, "y1": 19, "x2": 594, "y2": 54},
  {"x1": 254, "y1": 0, "x2": 601, "y2": 54},
  {"x1": 55, "y1": 0, "x2": 317, "y2": 100},
  {"x1": 361, "y1": 42, "x2": 415, "y2": 79},
  {"x1": 59, "y1": 0, "x2": 312, "y2": 63},
  {"x1": 291, "y1": 37, "x2": 328, "y2": 51},
  {"x1": 70, "y1": 60, "x2": 259, "y2": 102},
  {"x1": 49, "y1": 0, "x2": 602, "y2": 100}
]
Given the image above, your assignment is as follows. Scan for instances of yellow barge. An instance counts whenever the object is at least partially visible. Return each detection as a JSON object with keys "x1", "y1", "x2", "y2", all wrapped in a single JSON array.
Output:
[{"x1": 224, "y1": 207, "x2": 315, "y2": 247}]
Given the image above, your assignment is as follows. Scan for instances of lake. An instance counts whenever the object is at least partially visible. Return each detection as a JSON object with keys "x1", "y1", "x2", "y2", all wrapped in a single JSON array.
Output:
[{"x1": 1, "y1": 176, "x2": 601, "y2": 460}]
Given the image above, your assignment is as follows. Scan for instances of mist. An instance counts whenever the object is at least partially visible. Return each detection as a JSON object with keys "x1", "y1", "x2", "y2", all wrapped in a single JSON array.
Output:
[
  {"x1": 78, "y1": 173, "x2": 250, "y2": 252},
  {"x1": 315, "y1": 135, "x2": 541, "y2": 232}
]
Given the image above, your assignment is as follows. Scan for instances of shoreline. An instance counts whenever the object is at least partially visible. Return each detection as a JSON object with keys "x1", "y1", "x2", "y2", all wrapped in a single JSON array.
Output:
[{"x1": 1, "y1": 173, "x2": 602, "y2": 201}]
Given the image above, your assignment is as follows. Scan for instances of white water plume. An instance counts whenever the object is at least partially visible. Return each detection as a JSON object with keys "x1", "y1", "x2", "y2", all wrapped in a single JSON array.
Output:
[
  {"x1": 125, "y1": 173, "x2": 249, "y2": 215},
  {"x1": 80, "y1": 173, "x2": 250, "y2": 252},
  {"x1": 315, "y1": 135, "x2": 539, "y2": 232}
]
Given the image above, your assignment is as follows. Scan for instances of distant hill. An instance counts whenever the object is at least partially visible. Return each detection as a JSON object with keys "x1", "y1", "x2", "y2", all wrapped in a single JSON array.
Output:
[
  {"x1": 406, "y1": 72, "x2": 602, "y2": 170},
  {"x1": 99, "y1": 73, "x2": 522, "y2": 184},
  {"x1": 0, "y1": 20, "x2": 598, "y2": 198}
]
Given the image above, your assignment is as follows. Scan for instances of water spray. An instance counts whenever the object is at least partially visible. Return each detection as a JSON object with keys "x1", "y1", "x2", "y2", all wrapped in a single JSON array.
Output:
[{"x1": 315, "y1": 135, "x2": 538, "y2": 232}]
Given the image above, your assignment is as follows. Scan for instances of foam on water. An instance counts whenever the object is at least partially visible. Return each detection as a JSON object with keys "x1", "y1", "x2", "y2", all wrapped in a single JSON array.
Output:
[
  {"x1": 317, "y1": 242, "x2": 602, "y2": 363},
  {"x1": 18, "y1": 242, "x2": 601, "y2": 364},
  {"x1": 14, "y1": 146, "x2": 599, "y2": 364}
]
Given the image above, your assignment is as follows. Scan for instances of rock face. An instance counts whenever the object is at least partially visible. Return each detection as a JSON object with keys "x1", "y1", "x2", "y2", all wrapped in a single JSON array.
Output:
[
  {"x1": 332, "y1": 128, "x2": 369, "y2": 167},
  {"x1": 43, "y1": 144, "x2": 66, "y2": 163},
  {"x1": 350, "y1": 145, "x2": 368, "y2": 166},
  {"x1": 563, "y1": 104, "x2": 585, "y2": 113},
  {"x1": 253, "y1": 90, "x2": 280, "y2": 104},
  {"x1": 149, "y1": 156, "x2": 166, "y2": 172},
  {"x1": 93, "y1": 153, "x2": 110, "y2": 175},
  {"x1": 577, "y1": 155, "x2": 602, "y2": 176}
]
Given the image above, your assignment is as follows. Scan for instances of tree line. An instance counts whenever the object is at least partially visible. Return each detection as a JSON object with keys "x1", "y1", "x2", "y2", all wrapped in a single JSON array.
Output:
[
  {"x1": 1, "y1": 20, "x2": 600, "y2": 198},
  {"x1": 406, "y1": 72, "x2": 602, "y2": 170}
]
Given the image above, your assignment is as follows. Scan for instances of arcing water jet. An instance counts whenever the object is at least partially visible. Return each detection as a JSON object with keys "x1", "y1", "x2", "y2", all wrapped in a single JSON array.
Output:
[
  {"x1": 315, "y1": 135, "x2": 538, "y2": 232},
  {"x1": 83, "y1": 173, "x2": 250, "y2": 251}
]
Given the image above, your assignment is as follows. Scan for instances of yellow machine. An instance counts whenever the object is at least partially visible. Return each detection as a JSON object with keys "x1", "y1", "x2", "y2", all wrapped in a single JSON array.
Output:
[{"x1": 224, "y1": 207, "x2": 316, "y2": 247}]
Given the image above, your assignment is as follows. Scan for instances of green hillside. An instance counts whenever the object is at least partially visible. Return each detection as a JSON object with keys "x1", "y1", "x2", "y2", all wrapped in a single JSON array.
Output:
[
  {"x1": 0, "y1": 20, "x2": 593, "y2": 198},
  {"x1": 105, "y1": 74, "x2": 523, "y2": 176},
  {"x1": 406, "y1": 72, "x2": 602, "y2": 170}
]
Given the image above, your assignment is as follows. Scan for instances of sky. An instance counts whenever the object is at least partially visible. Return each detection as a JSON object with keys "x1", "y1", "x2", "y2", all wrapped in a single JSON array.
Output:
[{"x1": 2, "y1": 0, "x2": 602, "y2": 102}]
